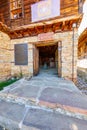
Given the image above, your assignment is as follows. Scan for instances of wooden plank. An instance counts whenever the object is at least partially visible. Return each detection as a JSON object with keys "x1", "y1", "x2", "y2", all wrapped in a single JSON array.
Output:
[
  {"x1": 33, "y1": 46, "x2": 39, "y2": 75},
  {"x1": 0, "y1": 0, "x2": 10, "y2": 26}
]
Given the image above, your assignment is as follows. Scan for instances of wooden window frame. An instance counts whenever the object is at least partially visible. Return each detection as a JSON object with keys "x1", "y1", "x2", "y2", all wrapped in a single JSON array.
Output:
[{"x1": 10, "y1": 0, "x2": 24, "y2": 19}]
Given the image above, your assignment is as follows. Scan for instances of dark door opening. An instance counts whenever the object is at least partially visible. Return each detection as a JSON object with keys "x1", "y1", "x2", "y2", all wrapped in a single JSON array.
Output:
[{"x1": 38, "y1": 44, "x2": 58, "y2": 75}]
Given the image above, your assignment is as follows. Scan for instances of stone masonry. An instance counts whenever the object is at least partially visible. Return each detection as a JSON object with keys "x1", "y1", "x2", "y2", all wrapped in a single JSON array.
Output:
[
  {"x1": 0, "y1": 31, "x2": 11, "y2": 81},
  {"x1": 11, "y1": 30, "x2": 78, "y2": 79},
  {"x1": 0, "y1": 29, "x2": 78, "y2": 81}
]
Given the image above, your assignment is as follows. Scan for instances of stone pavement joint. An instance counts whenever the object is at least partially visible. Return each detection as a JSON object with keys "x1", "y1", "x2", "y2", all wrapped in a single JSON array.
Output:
[
  {"x1": 35, "y1": 86, "x2": 47, "y2": 105},
  {"x1": 19, "y1": 106, "x2": 29, "y2": 129}
]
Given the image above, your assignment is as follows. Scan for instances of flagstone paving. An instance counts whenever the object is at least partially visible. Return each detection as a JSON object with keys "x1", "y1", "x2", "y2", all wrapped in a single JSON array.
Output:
[{"x1": 0, "y1": 69, "x2": 87, "y2": 130}]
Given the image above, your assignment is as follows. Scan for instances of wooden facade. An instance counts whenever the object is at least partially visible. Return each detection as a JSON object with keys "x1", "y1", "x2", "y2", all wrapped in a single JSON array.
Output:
[
  {"x1": 78, "y1": 28, "x2": 87, "y2": 58},
  {"x1": 0, "y1": 0, "x2": 10, "y2": 26},
  {"x1": 0, "y1": 0, "x2": 83, "y2": 39},
  {"x1": 0, "y1": 0, "x2": 81, "y2": 25}
]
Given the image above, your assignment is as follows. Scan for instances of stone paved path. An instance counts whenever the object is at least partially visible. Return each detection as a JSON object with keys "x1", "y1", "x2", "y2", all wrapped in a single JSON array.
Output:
[{"x1": 0, "y1": 69, "x2": 87, "y2": 130}]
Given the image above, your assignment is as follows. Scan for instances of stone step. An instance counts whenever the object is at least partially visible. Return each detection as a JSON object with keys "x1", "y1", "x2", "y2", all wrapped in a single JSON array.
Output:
[
  {"x1": 0, "y1": 87, "x2": 87, "y2": 121},
  {"x1": 0, "y1": 100, "x2": 87, "y2": 130}
]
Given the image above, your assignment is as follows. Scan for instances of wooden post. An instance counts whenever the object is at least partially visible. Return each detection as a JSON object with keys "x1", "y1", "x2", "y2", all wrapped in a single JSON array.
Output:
[{"x1": 58, "y1": 41, "x2": 62, "y2": 77}]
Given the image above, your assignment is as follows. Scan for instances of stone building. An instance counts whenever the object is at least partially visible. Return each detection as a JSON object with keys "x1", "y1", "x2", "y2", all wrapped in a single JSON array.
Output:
[{"x1": 0, "y1": 0, "x2": 84, "y2": 81}]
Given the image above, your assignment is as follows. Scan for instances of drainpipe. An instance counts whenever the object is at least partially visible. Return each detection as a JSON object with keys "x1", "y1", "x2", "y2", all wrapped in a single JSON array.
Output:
[{"x1": 72, "y1": 23, "x2": 77, "y2": 81}]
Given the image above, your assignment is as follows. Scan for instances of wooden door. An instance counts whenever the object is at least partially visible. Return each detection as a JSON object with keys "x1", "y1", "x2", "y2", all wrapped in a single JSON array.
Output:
[
  {"x1": 58, "y1": 41, "x2": 62, "y2": 77},
  {"x1": 33, "y1": 45, "x2": 39, "y2": 75}
]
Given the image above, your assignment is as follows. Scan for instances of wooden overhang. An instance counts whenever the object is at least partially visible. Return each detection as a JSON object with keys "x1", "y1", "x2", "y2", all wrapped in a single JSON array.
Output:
[
  {"x1": 9, "y1": 14, "x2": 82, "y2": 39},
  {"x1": 0, "y1": 14, "x2": 82, "y2": 39},
  {"x1": 78, "y1": 28, "x2": 87, "y2": 58},
  {"x1": 0, "y1": 22, "x2": 10, "y2": 35},
  {"x1": 78, "y1": 28, "x2": 87, "y2": 49}
]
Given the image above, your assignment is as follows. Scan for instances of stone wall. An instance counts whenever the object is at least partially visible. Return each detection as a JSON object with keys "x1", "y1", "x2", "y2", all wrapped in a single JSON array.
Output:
[
  {"x1": 0, "y1": 31, "x2": 11, "y2": 81},
  {"x1": 55, "y1": 29, "x2": 78, "y2": 81},
  {"x1": 11, "y1": 30, "x2": 78, "y2": 81}
]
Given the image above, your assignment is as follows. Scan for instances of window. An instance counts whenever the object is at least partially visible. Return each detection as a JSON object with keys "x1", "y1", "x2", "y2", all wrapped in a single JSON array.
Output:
[{"x1": 10, "y1": 0, "x2": 23, "y2": 19}]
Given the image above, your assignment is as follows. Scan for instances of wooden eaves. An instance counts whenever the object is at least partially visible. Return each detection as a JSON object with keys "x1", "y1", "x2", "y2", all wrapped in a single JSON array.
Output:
[{"x1": 0, "y1": 14, "x2": 82, "y2": 39}]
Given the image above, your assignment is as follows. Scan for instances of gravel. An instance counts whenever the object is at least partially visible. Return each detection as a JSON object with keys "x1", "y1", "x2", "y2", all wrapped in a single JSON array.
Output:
[{"x1": 76, "y1": 76, "x2": 87, "y2": 95}]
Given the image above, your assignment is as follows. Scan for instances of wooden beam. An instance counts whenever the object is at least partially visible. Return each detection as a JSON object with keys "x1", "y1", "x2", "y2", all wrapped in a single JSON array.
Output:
[
  {"x1": 12, "y1": 14, "x2": 81, "y2": 31},
  {"x1": 35, "y1": 26, "x2": 44, "y2": 34},
  {"x1": 79, "y1": 28, "x2": 87, "y2": 43}
]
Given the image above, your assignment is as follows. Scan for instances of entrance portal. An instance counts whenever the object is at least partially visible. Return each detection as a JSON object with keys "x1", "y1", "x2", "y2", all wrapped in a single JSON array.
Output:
[{"x1": 33, "y1": 42, "x2": 62, "y2": 77}]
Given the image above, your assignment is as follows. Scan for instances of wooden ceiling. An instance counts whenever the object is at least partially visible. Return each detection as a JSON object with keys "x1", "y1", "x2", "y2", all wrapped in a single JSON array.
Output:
[
  {"x1": 78, "y1": 27, "x2": 87, "y2": 58},
  {"x1": 78, "y1": 28, "x2": 87, "y2": 49},
  {"x1": 79, "y1": 28, "x2": 87, "y2": 43},
  {"x1": 39, "y1": 44, "x2": 58, "y2": 57}
]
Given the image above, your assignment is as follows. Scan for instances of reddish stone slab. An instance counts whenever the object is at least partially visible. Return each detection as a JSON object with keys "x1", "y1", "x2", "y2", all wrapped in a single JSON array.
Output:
[{"x1": 39, "y1": 87, "x2": 87, "y2": 115}]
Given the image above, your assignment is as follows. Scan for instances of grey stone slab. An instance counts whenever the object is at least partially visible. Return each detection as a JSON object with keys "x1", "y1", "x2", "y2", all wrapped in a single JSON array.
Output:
[
  {"x1": 27, "y1": 80, "x2": 45, "y2": 87},
  {"x1": 0, "y1": 100, "x2": 26, "y2": 130},
  {"x1": 39, "y1": 87, "x2": 87, "y2": 110},
  {"x1": 0, "y1": 100, "x2": 25, "y2": 122},
  {"x1": 23, "y1": 108, "x2": 87, "y2": 130},
  {"x1": 24, "y1": 76, "x2": 79, "y2": 93},
  {"x1": 7, "y1": 85, "x2": 40, "y2": 99}
]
